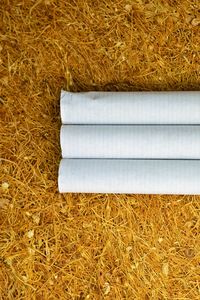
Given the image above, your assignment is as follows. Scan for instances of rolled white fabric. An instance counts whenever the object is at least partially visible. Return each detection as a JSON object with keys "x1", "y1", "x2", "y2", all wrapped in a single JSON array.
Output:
[
  {"x1": 61, "y1": 125, "x2": 200, "y2": 159},
  {"x1": 60, "y1": 91, "x2": 200, "y2": 124},
  {"x1": 58, "y1": 159, "x2": 200, "y2": 194}
]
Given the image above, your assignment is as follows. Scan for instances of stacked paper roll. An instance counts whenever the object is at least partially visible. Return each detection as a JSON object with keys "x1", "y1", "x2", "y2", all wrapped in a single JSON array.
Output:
[
  {"x1": 59, "y1": 91, "x2": 200, "y2": 194},
  {"x1": 60, "y1": 125, "x2": 200, "y2": 159},
  {"x1": 60, "y1": 90, "x2": 200, "y2": 124}
]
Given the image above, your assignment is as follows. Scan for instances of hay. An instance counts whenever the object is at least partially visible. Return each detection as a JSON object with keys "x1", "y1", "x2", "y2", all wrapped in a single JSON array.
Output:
[{"x1": 0, "y1": 0, "x2": 200, "y2": 299}]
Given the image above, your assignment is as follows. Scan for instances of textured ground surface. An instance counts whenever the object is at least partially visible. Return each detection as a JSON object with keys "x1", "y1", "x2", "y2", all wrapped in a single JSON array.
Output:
[{"x1": 0, "y1": 0, "x2": 200, "y2": 299}]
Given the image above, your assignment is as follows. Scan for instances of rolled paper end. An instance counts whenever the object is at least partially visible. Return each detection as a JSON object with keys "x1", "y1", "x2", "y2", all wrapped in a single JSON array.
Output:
[
  {"x1": 58, "y1": 159, "x2": 65, "y2": 193},
  {"x1": 60, "y1": 90, "x2": 72, "y2": 124},
  {"x1": 60, "y1": 125, "x2": 64, "y2": 158}
]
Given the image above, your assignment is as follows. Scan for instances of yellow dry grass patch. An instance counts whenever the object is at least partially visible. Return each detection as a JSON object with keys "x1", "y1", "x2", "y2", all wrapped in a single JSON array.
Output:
[{"x1": 0, "y1": 0, "x2": 200, "y2": 299}]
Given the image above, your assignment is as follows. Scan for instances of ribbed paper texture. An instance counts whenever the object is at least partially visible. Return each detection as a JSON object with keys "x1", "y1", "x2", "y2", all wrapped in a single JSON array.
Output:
[
  {"x1": 59, "y1": 159, "x2": 200, "y2": 194},
  {"x1": 61, "y1": 90, "x2": 200, "y2": 124},
  {"x1": 61, "y1": 125, "x2": 200, "y2": 159},
  {"x1": 59, "y1": 91, "x2": 200, "y2": 194}
]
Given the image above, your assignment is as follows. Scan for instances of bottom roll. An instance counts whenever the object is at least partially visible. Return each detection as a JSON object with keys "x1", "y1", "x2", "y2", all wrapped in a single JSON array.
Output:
[{"x1": 58, "y1": 159, "x2": 200, "y2": 194}]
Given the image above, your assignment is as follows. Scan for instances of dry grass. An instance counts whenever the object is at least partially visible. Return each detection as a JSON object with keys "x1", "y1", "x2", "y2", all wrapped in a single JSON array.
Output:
[{"x1": 1, "y1": 0, "x2": 200, "y2": 299}]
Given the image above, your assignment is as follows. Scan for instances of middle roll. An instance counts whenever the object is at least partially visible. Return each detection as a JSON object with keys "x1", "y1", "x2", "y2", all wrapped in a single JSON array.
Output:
[{"x1": 61, "y1": 125, "x2": 200, "y2": 159}]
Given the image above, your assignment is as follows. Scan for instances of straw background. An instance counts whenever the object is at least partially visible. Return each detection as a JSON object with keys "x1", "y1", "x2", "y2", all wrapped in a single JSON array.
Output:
[{"x1": 1, "y1": 0, "x2": 200, "y2": 299}]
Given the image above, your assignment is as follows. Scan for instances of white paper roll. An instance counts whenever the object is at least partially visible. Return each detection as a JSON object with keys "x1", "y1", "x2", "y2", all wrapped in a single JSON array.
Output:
[
  {"x1": 58, "y1": 159, "x2": 200, "y2": 194},
  {"x1": 60, "y1": 91, "x2": 200, "y2": 124},
  {"x1": 61, "y1": 125, "x2": 200, "y2": 159}
]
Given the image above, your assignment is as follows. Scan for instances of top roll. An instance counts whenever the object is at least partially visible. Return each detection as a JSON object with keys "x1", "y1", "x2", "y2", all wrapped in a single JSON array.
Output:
[{"x1": 60, "y1": 90, "x2": 200, "y2": 124}]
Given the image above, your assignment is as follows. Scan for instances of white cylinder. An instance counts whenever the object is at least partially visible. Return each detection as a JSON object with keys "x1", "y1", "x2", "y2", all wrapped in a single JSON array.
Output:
[
  {"x1": 58, "y1": 159, "x2": 200, "y2": 194},
  {"x1": 60, "y1": 91, "x2": 200, "y2": 124},
  {"x1": 61, "y1": 125, "x2": 200, "y2": 159}
]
